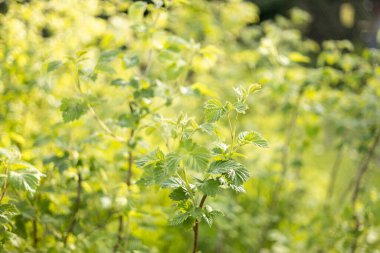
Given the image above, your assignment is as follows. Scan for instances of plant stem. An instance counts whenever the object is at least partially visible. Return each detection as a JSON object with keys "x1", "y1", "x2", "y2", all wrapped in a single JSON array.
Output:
[
  {"x1": 271, "y1": 87, "x2": 304, "y2": 209},
  {"x1": 325, "y1": 139, "x2": 346, "y2": 206},
  {"x1": 350, "y1": 127, "x2": 380, "y2": 253},
  {"x1": 113, "y1": 215, "x2": 124, "y2": 253},
  {"x1": 114, "y1": 123, "x2": 136, "y2": 252},
  {"x1": 33, "y1": 218, "x2": 38, "y2": 248},
  {"x1": 63, "y1": 171, "x2": 82, "y2": 247},
  {"x1": 0, "y1": 163, "x2": 9, "y2": 204},
  {"x1": 192, "y1": 194, "x2": 207, "y2": 253},
  {"x1": 73, "y1": 67, "x2": 126, "y2": 143}
]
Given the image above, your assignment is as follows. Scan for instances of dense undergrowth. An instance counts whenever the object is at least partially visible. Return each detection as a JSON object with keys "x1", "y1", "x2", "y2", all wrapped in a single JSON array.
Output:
[{"x1": 0, "y1": 1, "x2": 380, "y2": 252}]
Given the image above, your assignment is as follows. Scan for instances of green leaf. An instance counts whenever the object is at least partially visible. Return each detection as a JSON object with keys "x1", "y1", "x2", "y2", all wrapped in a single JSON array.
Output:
[
  {"x1": 169, "y1": 187, "x2": 190, "y2": 201},
  {"x1": 204, "y1": 99, "x2": 226, "y2": 122},
  {"x1": 161, "y1": 177, "x2": 183, "y2": 189},
  {"x1": 199, "y1": 123, "x2": 214, "y2": 134},
  {"x1": 111, "y1": 79, "x2": 129, "y2": 87},
  {"x1": 118, "y1": 114, "x2": 137, "y2": 128},
  {"x1": 136, "y1": 149, "x2": 164, "y2": 168},
  {"x1": 199, "y1": 179, "x2": 220, "y2": 196},
  {"x1": 0, "y1": 148, "x2": 21, "y2": 162},
  {"x1": 129, "y1": 1, "x2": 147, "y2": 22},
  {"x1": 237, "y1": 131, "x2": 268, "y2": 148},
  {"x1": 98, "y1": 50, "x2": 119, "y2": 63},
  {"x1": 233, "y1": 102, "x2": 248, "y2": 114},
  {"x1": 47, "y1": 60, "x2": 63, "y2": 72},
  {"x1": 0, "y1": 204, "x2": 18, "y2": 217},
  {"x1": 95, "y1": 63, "x2": 115, "y2": 74},
  {"x1": 165, "y1": 153, "x2": 181, "y2": 174},
  {"x1": 208, "y1": 160, "x2": 249, "y2": 185},
  {"x1": 8, "y1": 168, "x2": 44, "y2": 194},
  {"x1": 123, "y1": 55, "x2": 139, "y2": 68},
  {"x1": 203, "y1": 206, "x2": 223, "y2": 227},
  {"x1": 60, "y1": 98, "x2": 88, "y2": 123},
  {"x1": 191, "y1": 207, "x2": 204, "y2": 220},
  {"x1": 169, "y1": 212, "x2": 190, "y2": 226},
  {"x1": 181, "y1": 142, "x2": 210, "y2": 171}
]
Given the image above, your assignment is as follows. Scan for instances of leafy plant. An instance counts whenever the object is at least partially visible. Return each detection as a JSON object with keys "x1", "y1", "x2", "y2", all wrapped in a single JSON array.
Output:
[
  {"x1": 0, "y1": 147, "x2": 43, "y2": 250},
  {"x1": 137, "y1": 84, "x2": 267, "y2": 252}
]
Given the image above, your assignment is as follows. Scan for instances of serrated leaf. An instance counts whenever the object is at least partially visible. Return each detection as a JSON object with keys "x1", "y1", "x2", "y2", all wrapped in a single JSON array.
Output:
[
  {"x1": 208, "y1": 160, "x2": 249, "y2": 185},
  {"x1": 136, "y1": 149, "x2": 164, "y2": 168},
  {"x1": 8, "y1": 168, "x2": 44, "y2": 194},
  {"x1": 169, "y1": 187, "x2": 190, "y2": 201},
  {"x1": 60, "y1": 98, "x2": 88, "y2": 123},
  {"x1": 203, "y1": 208, "x2": 223, "y2": 227},
  {"x1": 204, "y1": 99, "x2": 226, "y2": 122},
  {"x1": 234, "y1": 102, "x2": 248, "y2": 114},
  {"x1": 0, "y1": 204, "x2": 18, "y2": 217},
  {"x1": 237, "y1": 131, "x2": 268, "y2": 148},
  {"x1": 229, "y1": 185, "x2": 246, "y2": 192},
  {"x1": 199, "y1": 123, "x2": 214, "y2": 134},
  {"x1": 169, "y1": 212, "x2": 190, "y2": 226},
  {"x1": 199, "y1": 179, "x2": 220, "y2": 196},
  {"x1": 161, "y1": 177, "x2": 184, "y2": 189},
  {"x1": 47, "y1": 60, "x2": 63, "y2": 72},
  {"x1": 182, "y1": 145, "x2": 210, "y2": 171},
  {"x1": 165, "y1": 153, "x2": 181, "y2": 174}
]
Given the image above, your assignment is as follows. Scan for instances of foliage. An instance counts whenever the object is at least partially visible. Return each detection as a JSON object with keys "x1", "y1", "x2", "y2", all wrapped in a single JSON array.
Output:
[{"x1": 0, "y1": 0, "x2": 380, "y2": 252}]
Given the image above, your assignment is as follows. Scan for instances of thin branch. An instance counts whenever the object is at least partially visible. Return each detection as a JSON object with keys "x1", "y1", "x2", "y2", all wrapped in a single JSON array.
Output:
[
  {"x1": 33, "y1": 219, "x2": 38, "y2": 248},
  {"x1": 0, "y1": 163, "x2": 9, "y2": 204},
  {"x1": 113, "y1": 215, "x2": 124, "y2": 253},
  {"x1": 270, "y1": 86, "x2": 304, "y2": 209},
  {"x1": 63, "y1": 171, "x2": 82, "y2": 247},
  {"x1": 350, "y1": 127, "x2": 380, "y2": 253},
  {"x1": 325, "y1": 138, "x2": 347, "y2": 206},
  {"x1": 88, "y1": 106, "x2": 126, "y2": 143}
]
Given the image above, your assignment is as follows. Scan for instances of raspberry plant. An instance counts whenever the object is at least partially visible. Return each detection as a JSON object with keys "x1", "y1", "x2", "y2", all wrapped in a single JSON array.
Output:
[{"x1": 137, "y1": 84, "x2": 267, "y2": 252}]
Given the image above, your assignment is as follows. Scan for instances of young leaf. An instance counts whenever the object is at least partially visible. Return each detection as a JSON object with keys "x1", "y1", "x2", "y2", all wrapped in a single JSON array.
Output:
[
  {"x1": 208, "y1": 160, "x2": 249, "y2": 185},
  {"x1": 199, "y1": 179, "x2": 220, "y2": 196},
  {"x1": 182, "y1": 143, "x2": 210, "y2": 171},
  {"x1": 60, "y1": 98, "x2": 88, "y2": 123},
  {"x1": 169, "y1": 212, "x2": 190, "y2": 226},
  {"x1": 169, "y1": 187, "x2": 190, "y2": 201},
  {"x1": 161, "y1": 177, "x2": 184, "y2": 189},
  {"x1": 233, "y1": 102, "x2": 248, "y2": 114},
  {"x1": 8, "y1": 168, "x2": 44, "y2": 194},
  {"x1": 47, "y1": 60, "x2": 63, "y2": 72},
  {"x1": 165, "y1": 153, "x2": 181, "y2": 174},
  {"x1": 0, "y1": 204, "x2": 18, "y2": 217},
  {"x1": 237, "y1": 131, "x2": 268, "y2": 148},
  {"x1": 123, "y1": 55, "x2": 139, "y2": 68},
  {"x1": 111, "y1": 79, "x2": 129, "y2": 87},
  {"x1": 204, "y1": 99, "x2": 226, "y2": 122}
]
